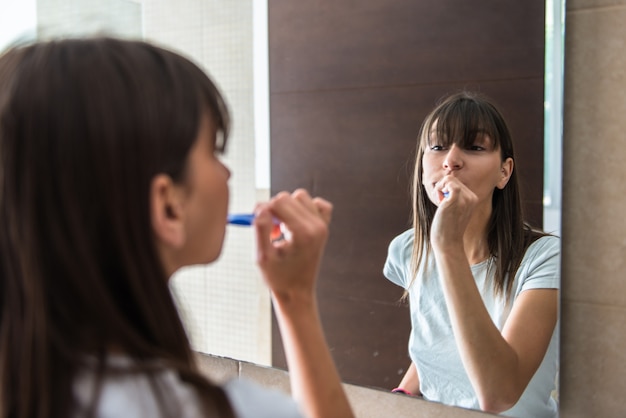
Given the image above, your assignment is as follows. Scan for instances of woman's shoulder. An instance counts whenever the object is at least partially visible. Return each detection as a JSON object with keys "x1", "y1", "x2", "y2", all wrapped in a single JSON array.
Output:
[
  {"x1": 525, "y1": 234, "x2": 560, "y2": 258},
  {"x1": 515, "y1": 234, "x2": 560, "y2": 291},
  {"x1": 388, "y1": 228, "x2": 414, "y2": 253},
  {"x1": 385, "y1": 229, "x2": 414, "y2": 266},
  {"x1": 383, "y1": 229, "x2": 417, "y2": 288}
]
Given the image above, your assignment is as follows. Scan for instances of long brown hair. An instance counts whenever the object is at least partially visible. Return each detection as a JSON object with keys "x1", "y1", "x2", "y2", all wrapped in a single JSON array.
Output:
[
  {"x1": 409, "y1": 91, "x2": 547, "y2": 299},
  {"x1": 0, "y1": 38, "x2": 234, "y2": 417}
]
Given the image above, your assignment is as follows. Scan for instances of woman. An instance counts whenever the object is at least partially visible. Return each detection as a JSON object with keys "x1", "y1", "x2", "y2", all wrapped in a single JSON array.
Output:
[
  {"x1": 384, "y1": 92, "x2": 559, "y2": 417},
  {"x1": 0, "y1": 37, "x2": 353, "y2": 418}
]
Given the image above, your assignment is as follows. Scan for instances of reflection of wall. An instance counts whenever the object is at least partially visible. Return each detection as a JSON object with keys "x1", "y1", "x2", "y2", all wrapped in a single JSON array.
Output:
[{"x1": 560, "y1": 0, "x2": 626, "y2": 416}]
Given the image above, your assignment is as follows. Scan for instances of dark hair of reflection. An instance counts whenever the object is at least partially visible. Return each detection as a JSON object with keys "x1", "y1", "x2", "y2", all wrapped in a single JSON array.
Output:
[
  {"x1": 0, "y1": 37, "x2": 234, "y2": 417},
  {"x1": 409, "y1": 91, "x2": 548, "y2": 300}
]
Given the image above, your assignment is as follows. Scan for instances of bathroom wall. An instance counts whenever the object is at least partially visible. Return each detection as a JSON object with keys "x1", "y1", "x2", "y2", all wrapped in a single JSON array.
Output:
[{"x1": 559, "y1": 0, "x2": 626, "y2": 416}]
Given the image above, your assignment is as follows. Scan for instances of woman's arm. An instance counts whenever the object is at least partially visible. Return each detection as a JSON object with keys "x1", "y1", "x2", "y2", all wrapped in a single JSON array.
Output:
[
  {"x1": 430, "y1": 180, "x2": 558, "y2": 413},
  {"x1": 434, "y1": 248, "x2": 557, "y2": 413},
  {"x1": 395, "y1": 362, "x2": 422, "y2": 396},
  {"x1": 254, "y1": 189, "x2": 354, "y2": 418}
]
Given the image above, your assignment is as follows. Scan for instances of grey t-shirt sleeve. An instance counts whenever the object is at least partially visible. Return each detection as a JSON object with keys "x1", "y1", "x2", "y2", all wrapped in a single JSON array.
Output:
[
  {"x1": 223, "y1": 379, "x2": 303, "y2": 418},
  {"x1": 383, "y1": 229, "x2": 414, "y2": 289},
  {"x1": 518, "y1": 235, "x2": 561, "y2": 292}
]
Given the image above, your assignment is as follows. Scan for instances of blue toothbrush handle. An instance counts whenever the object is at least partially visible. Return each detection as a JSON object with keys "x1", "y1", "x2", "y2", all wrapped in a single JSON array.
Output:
[
  {"x1": 227, "y1": 213, "x2": 281, "y2": 226},
  {"x1": 227, "y1": 213, "x2": 256, "y2": 225}
]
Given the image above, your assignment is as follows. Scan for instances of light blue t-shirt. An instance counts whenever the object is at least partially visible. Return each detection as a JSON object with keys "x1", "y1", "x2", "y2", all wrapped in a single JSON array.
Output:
[{"x1": 384, "y1": 230, "x2": 560, "y2": 418}]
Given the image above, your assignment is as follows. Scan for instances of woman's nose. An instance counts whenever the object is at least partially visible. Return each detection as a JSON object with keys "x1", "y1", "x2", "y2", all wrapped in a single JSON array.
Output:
[{"x1": 443, "y1": 144, "x2": 463, "y2": 170}]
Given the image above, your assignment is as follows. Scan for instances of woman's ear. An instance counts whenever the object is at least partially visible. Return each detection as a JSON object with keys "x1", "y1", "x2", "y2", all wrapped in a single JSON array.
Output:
[
  {"x1": 497, "y1": 157, "x2": 514, "y2": 189},
  {"x1": 150, "y1": 173, "x2": 186, "y2": 249}
]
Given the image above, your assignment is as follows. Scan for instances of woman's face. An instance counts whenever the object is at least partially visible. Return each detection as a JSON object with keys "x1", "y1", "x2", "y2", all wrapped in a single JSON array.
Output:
[
  {"x1": 421, "y1": 128, "x2": 511, "y2": 207},
  {"x1": 177, "y1": 112, "x2": 231, "y2": 266}
]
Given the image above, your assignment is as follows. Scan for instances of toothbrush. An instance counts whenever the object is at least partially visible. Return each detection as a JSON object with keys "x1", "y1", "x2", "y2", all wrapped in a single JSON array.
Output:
[
  {"x1": 227, "y1": 213, "x2": 281, "y2": 226},
  {"x1": 227, "y1": 213, "x2": 257, "y2": 225},
  {"x1": 227, "y1": 213, "x2": 283, "y2": 240},
  {"x1": 443, "y1": 191, "x2": 450, "y2": 198}
]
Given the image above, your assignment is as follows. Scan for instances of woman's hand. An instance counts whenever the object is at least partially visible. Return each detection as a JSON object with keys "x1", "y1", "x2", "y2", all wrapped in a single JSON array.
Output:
[
  {"x1": 253, "y1": 189, "x2": 332, "y2": 300},
  {"x1": 430, "y1": 175, "x2": 478, "y2": 252}
]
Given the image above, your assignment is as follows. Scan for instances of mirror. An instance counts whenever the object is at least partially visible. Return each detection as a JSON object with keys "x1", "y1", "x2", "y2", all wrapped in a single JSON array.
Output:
[{"x1": 0, "y1": 0, "x2": 563, "y2": 415}]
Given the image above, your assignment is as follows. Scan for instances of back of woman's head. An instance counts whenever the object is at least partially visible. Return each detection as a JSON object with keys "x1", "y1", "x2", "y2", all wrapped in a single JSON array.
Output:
[{"x1": 0, "y1": 37, "x2": 230, "y2": 417}]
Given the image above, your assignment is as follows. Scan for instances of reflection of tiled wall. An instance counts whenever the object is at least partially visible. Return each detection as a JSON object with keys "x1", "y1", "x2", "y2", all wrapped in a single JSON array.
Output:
[{"x1": 142, "y1": 0, "x2": 271, "y2": 366}]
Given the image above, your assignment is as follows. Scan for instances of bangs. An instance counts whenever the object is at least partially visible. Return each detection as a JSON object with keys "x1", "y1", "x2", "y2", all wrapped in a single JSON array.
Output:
[{"x1": 423, "y1": 96, "x2": 502, "y2": 151}]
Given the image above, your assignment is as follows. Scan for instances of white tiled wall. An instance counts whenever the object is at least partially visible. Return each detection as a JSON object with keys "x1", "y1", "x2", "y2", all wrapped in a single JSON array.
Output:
[{"x1": 36, "y1": 0, "x2": 142, "y2": 39}]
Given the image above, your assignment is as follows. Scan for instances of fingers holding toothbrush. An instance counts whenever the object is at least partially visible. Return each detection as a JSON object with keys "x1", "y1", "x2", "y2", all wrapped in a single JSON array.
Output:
[
  {"x1": 253, "y1": 189, "x2": 333, "y2": 297},
  {"x1": 431, "y1": 176, "x2": 478, "y2": 250}
]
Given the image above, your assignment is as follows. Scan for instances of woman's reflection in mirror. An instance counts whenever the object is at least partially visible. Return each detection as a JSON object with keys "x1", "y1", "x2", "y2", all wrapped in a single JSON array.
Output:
[{"x1": 384, "y1": 91, "x2": 559, "y2": 418}]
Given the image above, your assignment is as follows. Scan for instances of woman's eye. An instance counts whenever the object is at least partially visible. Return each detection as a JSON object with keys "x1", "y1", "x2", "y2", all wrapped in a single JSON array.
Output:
[
  {"x1": 468, "y1": 145, "x2": 486, "y2": 151},
  {"x1": 430, "y1": 145, "x2": 445, "y2": 151}
]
